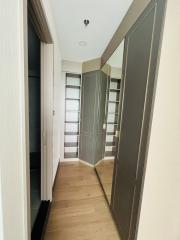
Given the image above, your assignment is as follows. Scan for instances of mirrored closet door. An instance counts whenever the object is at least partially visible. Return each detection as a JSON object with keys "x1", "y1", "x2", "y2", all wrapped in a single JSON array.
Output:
[{"x1": 95, "y1": 40, "x2": 125, "y2": 204}]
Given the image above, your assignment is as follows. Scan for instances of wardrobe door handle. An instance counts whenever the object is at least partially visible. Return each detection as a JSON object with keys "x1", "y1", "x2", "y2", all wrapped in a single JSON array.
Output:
[
  {"x1": 103, "y1": 123, "x2": 106, "y2": 130},
  {"x1": 115, "y1": 130, "x2": 119, "y2": 137}
]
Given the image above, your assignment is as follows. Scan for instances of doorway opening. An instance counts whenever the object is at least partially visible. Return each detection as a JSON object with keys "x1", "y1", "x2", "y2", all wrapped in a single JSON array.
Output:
[
  {"x1": 28, "y1": 18, "x2": 41, "y2": 229},
  {"x1": 27, "y1": 1, "x2": 54, "y2": 238}
]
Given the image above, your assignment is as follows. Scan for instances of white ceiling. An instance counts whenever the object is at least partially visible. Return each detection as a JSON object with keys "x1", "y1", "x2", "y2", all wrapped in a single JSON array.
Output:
[{"x1": 50, "y1": 0, "x2": 133, "y2": 62}]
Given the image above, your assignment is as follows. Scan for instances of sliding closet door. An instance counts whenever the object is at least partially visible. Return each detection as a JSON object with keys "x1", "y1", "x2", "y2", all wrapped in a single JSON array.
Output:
[{"x1": 112, "y1": 0, "x2": 166, "y2": 239}]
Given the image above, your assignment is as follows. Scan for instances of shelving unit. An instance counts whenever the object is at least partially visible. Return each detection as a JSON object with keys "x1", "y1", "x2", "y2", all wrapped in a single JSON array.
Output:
[
  {"x1": 104, "y1": 78, "x2": 121, "y2": 158},
  {"x1": 64, "y1": 73, "x2": 81, "y2": 159}
]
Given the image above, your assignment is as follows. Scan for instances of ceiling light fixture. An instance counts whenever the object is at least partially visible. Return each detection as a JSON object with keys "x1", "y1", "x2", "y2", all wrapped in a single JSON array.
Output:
[
  {"x1": 79, "y1": 41, "x2": 87, "y2": 47},
  {"x1": 84, "y1": 19, "x2": 90, "y2": 27}
]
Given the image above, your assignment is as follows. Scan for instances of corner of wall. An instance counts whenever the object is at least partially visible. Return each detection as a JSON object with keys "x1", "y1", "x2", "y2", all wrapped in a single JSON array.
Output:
[
  {"x1": 41, "y1": 0, "x2": 63, "y2": 181},
  {"x1": 82, "y1": 58, "x2": 101, "y2": 73}
]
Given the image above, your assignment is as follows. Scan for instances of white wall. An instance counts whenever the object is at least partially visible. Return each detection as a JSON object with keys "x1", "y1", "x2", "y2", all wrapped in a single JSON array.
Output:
[
  {"x1": 41, "y1": 0, "x2": 63, "y2": 181},
  {"x1": 0, "y1": 0, "x2": 29, "y2": 239},
  {"x1": 0, "y1": 0, "x2": 62, "y2": 239},
  {"x1": 137, "y1": 0, "x2": 180, "y2": 239},
  {"x1": 0, "y1": 170, "x2": 4, "y2": 240}
]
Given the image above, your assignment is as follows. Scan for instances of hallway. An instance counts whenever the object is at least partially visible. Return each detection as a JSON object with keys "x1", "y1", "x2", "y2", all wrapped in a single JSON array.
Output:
[{"x1": 44, "y1": 162, "x2": 120, "y2": 240}]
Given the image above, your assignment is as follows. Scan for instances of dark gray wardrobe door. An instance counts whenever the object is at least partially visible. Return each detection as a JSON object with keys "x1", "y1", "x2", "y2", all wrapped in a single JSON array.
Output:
[
  {"x1": 81, "y1": 71, "x2": 98, "y2": 135},
  {"x1": 80, "y1": 71, "x2": 98, "y2": 164},
  {"x1": 80, "y1": 70, "x2": 107, "y2": 165},
  {"x1": 112, "y1": 1, "x2": 166, "y2": 240}
]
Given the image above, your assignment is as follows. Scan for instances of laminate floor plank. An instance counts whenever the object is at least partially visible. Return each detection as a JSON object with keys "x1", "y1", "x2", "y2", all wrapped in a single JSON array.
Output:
[{"x1": 44, "y1": 161, "x2": 120, "y2": 240}]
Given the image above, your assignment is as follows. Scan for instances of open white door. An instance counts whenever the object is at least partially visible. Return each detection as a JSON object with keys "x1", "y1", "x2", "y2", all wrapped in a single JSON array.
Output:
[{"x1": 41, "y1": 43, "x2": 54, "y2": 201}]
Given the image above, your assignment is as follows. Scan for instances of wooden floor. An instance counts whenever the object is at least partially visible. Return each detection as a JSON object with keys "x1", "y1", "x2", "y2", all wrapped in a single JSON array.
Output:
[{"x1": 44, "y1": 161, "x2": 120, "y2": 240}]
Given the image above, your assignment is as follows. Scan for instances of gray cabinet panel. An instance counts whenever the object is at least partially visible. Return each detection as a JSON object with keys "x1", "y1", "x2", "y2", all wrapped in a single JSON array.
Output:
[
  {"x1": 94, "y1": 133, "x2": 106, "y2": 165},
  {"x1": 112, "y1": 0, "x2": 166, "y2": 239},
  {"x1": 79, "y1": 134, "x2": 95, "y2": 164},
  {"x1": 80, "y1": 70, "x2": 108, "y2": 165},
  {"x1": 81, "y1": 72, "x2": 98, "y2": 135}
]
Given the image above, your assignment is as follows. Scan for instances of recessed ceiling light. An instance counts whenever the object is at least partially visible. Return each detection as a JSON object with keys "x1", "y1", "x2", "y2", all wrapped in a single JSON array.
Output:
[{"x1": 79, "y1": 41, "x2": 87, "y2": 47}]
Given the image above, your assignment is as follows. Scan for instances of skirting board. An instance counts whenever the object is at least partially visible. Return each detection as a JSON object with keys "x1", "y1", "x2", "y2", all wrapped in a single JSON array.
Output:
[
  {"x1": 61, "y1": 158, "x2": 79, "y2": 162},
  {"x1": 79, "y1": 159, "x2": 94, "y2": 168},
  {"x1": 95, "y1": 158, "x2": 115, "y2": 167},
  {"x1": 61, "y1": 158, "x2": 113, "y2": 167},
  {"x1": 104, "y1": 156, "x2": 115, "y2": 160},
  {"x1": 61, "y1": 158, "x2": 94, "y2": 168}
]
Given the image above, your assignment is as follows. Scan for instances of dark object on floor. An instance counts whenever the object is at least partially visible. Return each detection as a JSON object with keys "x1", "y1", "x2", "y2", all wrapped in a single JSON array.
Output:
[{"x1": 31, "y1": 201, "x2": 51, "y2": 240}]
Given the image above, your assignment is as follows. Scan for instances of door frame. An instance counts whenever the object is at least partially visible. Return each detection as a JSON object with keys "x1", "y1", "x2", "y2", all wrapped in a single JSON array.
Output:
[
  {"x1": 27, "y1": 0, "x2": 54, "y2": 236},
  {"x1": 41, "y1": 43, "x2": 54, "y2": 201}
]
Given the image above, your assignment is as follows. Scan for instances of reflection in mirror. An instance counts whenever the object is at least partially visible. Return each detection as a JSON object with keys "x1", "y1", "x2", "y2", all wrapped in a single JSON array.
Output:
[{"x1": 95, "y1": 40, "x2": 125, "y2": 204}]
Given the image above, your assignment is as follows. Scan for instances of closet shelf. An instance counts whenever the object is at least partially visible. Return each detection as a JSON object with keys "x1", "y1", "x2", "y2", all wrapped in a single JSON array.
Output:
[
  {"x1": 106, "y1": 142, "x2": 116, "y2": 147},
  {"x1": 66, "y1": 73, "x2": 81, "y2": 79},
  {"x1": 66, "y1": 85, "x2": 81, "y2": 89},
  {"x1": 106, "y1": 132, "x2": 116, "y2": 136},
  {"x1": 107, "y1": 122, "x2": 118, "y2": 125},
  {"x1": 108, "y1": 100, "x2": 120, "y2": 103},
  {"x1": 65, "y1": 121, "x2": 79, "y2": 124},
  {"x1": 111, "y1": 78, "x2": 121, "y2": 82},
  {"x1": 66, "y1": 97, "x2": 80, "y2": 100},
  {"x1": 64, "y1": 152, "x2": 78, "y2": 158},
  {"x1": 64, "y1": 132, "x2": 79, "y2": 136},
  {"x1": 64, "y1": 142, "x2": 78, "y2": 147},
  {"x1": 109, "y1": 88, "x2": 120, "y2": 92}
]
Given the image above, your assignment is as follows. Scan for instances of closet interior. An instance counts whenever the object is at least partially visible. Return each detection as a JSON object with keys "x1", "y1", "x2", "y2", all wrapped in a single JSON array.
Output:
[{"x1": 28, "y1": 19, "x2": 41, "y2": 230}]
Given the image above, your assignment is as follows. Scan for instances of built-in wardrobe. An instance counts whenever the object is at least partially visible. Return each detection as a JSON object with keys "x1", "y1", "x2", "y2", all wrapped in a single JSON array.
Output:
[
  {"x1": 77, "y1": 0, "x2": 167, "y2": 239},
  {"x1": 80, "y1": 69, "x2": 107, "y2": 165}
]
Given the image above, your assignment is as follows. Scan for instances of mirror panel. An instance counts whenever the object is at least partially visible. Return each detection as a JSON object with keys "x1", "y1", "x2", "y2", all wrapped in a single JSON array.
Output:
[{"x1": 95, "y1": 40, "x2": 125, "y2": 204}]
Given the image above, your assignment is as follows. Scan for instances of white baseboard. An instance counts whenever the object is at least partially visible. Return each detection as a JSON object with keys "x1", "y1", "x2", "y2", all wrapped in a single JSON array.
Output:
[
  {"x1": 103, "y1": 157, "x2": 115, "y2": 160},
  {"x1": 94, "y1": 159, "x2": 104, "y2": 167},
  {"x1": 61, "y1": 158, "x2": 79, "y2": 162},
  {"x1": 94, "y1": 157, "x2": 115, "y2": 167},
  {"x1": 79, "y1": 159, "x2": 94, "y2": 168},
  {"x1": 60, "y1": 157, "x2": 114, "y2": 169}
]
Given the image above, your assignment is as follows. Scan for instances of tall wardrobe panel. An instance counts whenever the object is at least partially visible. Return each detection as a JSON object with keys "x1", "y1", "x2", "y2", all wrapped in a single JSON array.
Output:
[
  {"x1": 81, "y1": 71, "x2": 98, "y2": 135},
  {"x1": 80, "y1": 70, "x2": 107, "y2": 165},
  {"x1": 111, "y1": 0, "x2": 166, "y2": 239},
  {"x1": 80, "y1": 134, "x2": 96, "y2": 164}
]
